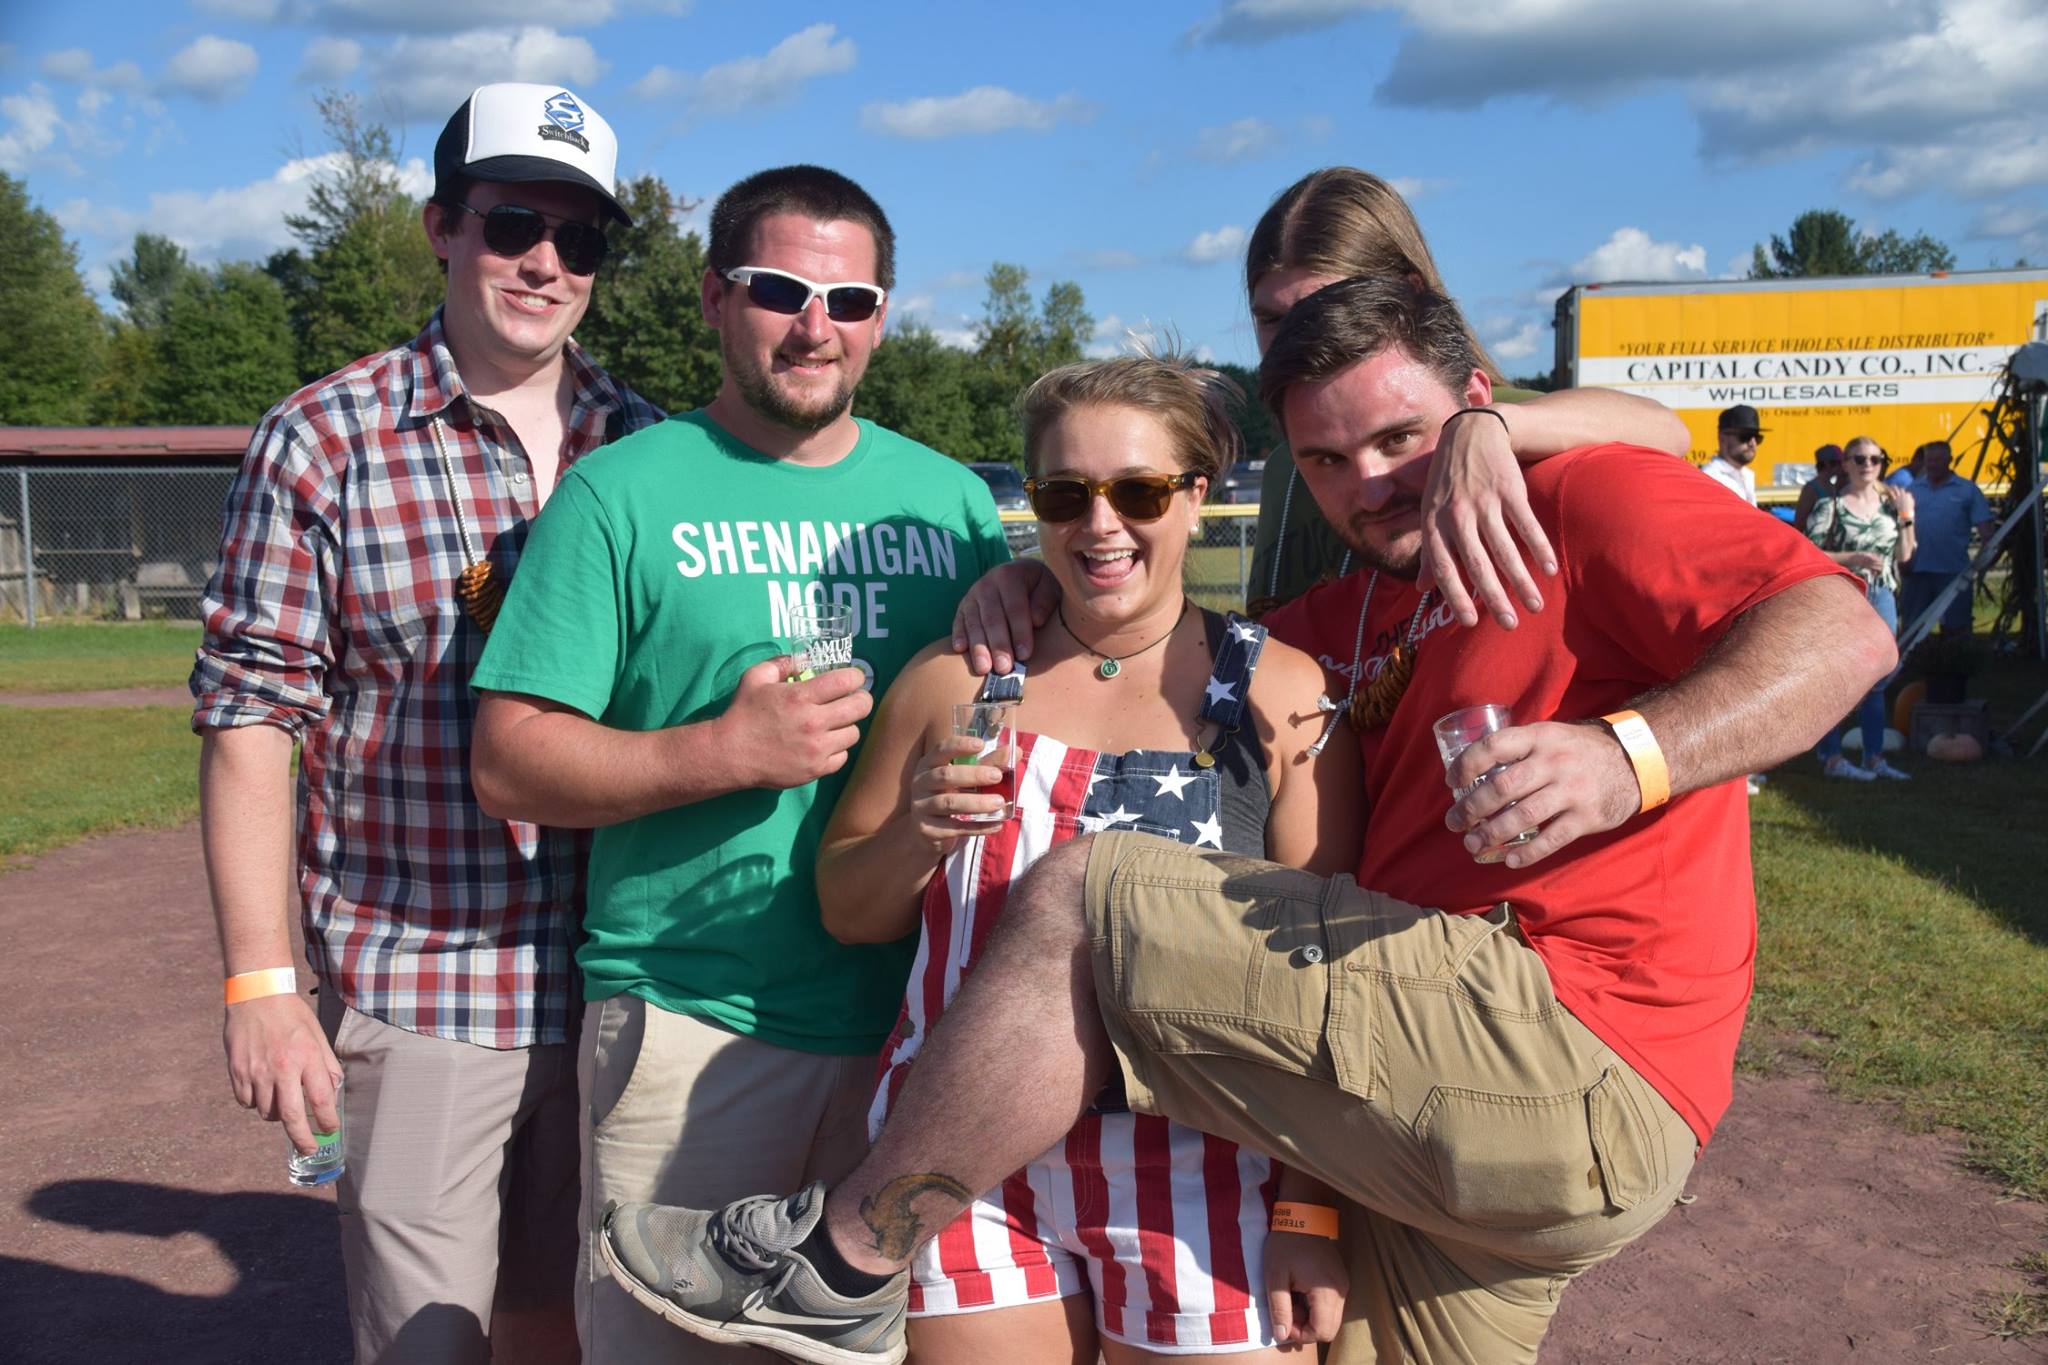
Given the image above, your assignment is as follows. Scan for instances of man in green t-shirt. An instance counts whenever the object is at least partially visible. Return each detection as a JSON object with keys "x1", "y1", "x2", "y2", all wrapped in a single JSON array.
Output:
[{"x1": 469, "y1": 165, "x2": 1008, "y2": 1362}]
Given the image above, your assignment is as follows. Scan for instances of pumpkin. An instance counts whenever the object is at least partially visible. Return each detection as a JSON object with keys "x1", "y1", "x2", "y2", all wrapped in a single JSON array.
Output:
[
  {"x1": 1924, "y1": 733, "x2": 1984, "y2": 762},
  {"x1": 1891, "y1": 681, "x2": 1926, "y2": 735}
]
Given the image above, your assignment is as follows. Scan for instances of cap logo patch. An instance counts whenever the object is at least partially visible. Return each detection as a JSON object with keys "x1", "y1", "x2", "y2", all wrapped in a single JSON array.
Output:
[{"x1": 539, "y1": 90, "x2": 590, "y2": 152}]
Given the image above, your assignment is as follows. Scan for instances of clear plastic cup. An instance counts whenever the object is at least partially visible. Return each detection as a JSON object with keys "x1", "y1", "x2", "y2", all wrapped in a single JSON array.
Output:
[
  {"x1": 787, "y1": 602, "x2": 856, "y2": 681},
  {"x1": 286, "y1": 1077, "x2": 345, "y2": 1187},
  {"x1": 1432, "y1": 704, "x2": 1538, "y2": 864},
  {"x1": 950, "y1": 701, "x2": 1018, "y2": 826}
]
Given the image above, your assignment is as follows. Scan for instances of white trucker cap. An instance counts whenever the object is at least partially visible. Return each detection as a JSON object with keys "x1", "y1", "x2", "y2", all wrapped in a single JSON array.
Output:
[{"x1": 433, "y1": 82, "x2": 630, "y2": 225}]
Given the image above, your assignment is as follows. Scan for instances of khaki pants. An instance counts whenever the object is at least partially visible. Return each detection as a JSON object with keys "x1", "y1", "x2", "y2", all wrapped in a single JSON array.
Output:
[
  {"x1": 318, "y1": 993, "x2": 581, "y2": 1365},
  {"x1": 576, "y1": 995, "x2": 877, "y2": 1363},
  {"x1": 1082, "y1": 834, "x2": 1700, "y2": 1364}
]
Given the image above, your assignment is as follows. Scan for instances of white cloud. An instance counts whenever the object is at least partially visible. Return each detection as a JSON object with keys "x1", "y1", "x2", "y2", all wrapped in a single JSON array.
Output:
[
  {"x1": 1371, "y1": 0, "x2": 1898, "y2": 108},
  {"x1": 1182, "y1": 0, "x2": 1375, "y2": 48},
  {"x1": 72, "y1": 152, "x2": 434, "y2": 266},
  {"x1": 1387, "y1": 176, "x2": 1447, "y2": 201},
  {"x1": 161, "y1": 36, "x2": 260, "y2": 103},
  {"x1": 1568, "y1": 226, "x2": 1709, "y2": 284},
  {"x1": 1483, "y1": 319, "x2": 1544, "y2": 363},
  {"x1": 1183, "y1": 224, "x2": 1247, "y2": 265},
  {"x1": 632, "y1": 23, "x2": 855, "y2": 114},
  {"x1": 696, "y1": 24, "x2": 856, "y2": 112},
  {"x1": 1358, "y1": 0, "x2": 2048, "y2": 201},
  {"x1": 192, "y1": 0, "x2": 301, "y2": 17},
  {"x1": 1087, "y1": 312, "x2": 1146, "y2": 358},
  {"x1": 1194, "y1": 117, "x2": 1281, "y2": 163},
  {"x1": 0, "y1": 85, "x2": 63, "y2": 174},
  {"x1": 38, "y1": 48, "x2": 147, "y2": 94},
  {"x1": 1844, "y1": 123, "x2": 2048, "y2": 200},
  {"x1": 369, "y1": 27, "x2": 604, "y2": 121},
  {"x1": 860, "y1": 86, "x2": 1095, "y2": 140},
  {"x1": 300, "y1": 37, "x2": 364, "y2": 83},
  {"x1": 1969, "y1": 202, "x2": 2048, "y2": 241},
  {"x1": 322, "y1": 0, "x2": 617, "y2": 29},
  {"x1": 1073, "y1": 248, "x2": 1144, "y2": 270}
]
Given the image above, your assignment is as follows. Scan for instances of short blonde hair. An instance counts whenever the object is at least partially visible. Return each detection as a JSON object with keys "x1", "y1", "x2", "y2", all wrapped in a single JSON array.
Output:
[{"x1": 1019, "y1": 352, "x2": 1242, "y2": 487}]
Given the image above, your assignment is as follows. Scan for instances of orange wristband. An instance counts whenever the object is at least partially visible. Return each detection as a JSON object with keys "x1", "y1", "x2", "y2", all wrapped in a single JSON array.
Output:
[
  {"x1": 1600, "y1": 710, "x2": 1671, "y2": 813},
  {"x1": 1270, "y1": 1202, "x2": 1340, "y2": 1239},
  {"x1": 224, "y1": 967, "x2": 298, "y2": 1006}
]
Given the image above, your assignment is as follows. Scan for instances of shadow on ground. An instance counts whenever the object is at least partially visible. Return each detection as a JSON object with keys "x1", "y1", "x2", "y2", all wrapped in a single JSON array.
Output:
[{"x1": 0, "y1": 1179, "x2": 347, "y2": 1363}]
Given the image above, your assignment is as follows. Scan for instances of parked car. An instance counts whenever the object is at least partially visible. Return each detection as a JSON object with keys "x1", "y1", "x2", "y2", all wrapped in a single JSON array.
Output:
[
  {"x1": 1218, "y1": 459, "x2": 1265, "y2": 505},
  {"x1": 969, "y1": 461, "x2": 1041, "y2": 553}
]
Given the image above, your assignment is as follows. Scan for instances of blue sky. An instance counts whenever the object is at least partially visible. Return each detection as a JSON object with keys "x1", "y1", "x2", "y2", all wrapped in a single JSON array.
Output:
[{"x1": 4, "y1": 1, "x2": 2044, "y2": 373}]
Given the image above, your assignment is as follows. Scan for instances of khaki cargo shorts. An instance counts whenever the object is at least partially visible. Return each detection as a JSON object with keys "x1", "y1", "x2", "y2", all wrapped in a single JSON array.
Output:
[{"x1": 1081, "y1": 832, "x2": 1700, "y2": 1364}]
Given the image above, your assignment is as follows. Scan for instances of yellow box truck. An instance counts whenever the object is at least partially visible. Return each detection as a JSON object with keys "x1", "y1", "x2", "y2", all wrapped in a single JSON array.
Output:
[{"x1": 1552, "y1": 268, "x2": 2048, "y2": 501}]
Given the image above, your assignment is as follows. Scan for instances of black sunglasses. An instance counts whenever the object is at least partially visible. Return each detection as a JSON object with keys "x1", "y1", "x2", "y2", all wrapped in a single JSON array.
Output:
[
  {"x1": 454, "y1": 202, "x2": 609, "y2": 276},
  {"x1": 1025, "y1": 472, "x2": 1200, "y2": 523},
  {"x1": 723, "y1": 267, "x2": 887, "y2": 322},
  {"x1": 1847, "y1": 454, "x2": 1886, "y2": 467}
]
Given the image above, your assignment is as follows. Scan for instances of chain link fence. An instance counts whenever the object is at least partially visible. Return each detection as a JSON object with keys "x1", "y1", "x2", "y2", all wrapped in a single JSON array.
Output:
[
  {"x1": 0, "y1": 467, "x2": 234, "y2": 625},
  {"x1": 0, "y1": 467, "x2": 1260, "y2": 626},
  {"x1": 1000, "y1": 504, "x2": 1259, "y2": 614}
]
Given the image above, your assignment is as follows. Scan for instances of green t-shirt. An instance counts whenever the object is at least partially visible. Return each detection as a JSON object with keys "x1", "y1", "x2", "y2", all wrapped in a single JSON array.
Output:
[
  {"x1": 1246, "y1": 384, "x2": 1539, "y2": 615},
  {"x1": 472, "y1": 410, "x2": 1010, "y2": 1054}
]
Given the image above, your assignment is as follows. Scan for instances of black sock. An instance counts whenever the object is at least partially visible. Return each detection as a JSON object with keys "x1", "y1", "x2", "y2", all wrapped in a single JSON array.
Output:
[{"x1": 797, "y1": 1220, "x2": 896, "y2": 1297}]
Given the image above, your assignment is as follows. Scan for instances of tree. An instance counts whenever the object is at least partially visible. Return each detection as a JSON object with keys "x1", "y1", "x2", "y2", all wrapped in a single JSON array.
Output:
[
  {"x1": 964, "y1": 262, "x2": 1095, "y2": 464},
  {"x1": 280, "y1": 93, "x2": 443, "y2": 379},
  {"x1": 292, "y1": 201, "x2": 444, "y2": 380},
  {"x1": 0, "y1": 173, "x2": 106, "y2": 424},
  {"x1": 109, "y1": 233, "x2": 196, "y2": 330},
  {"x1": 1751, "y1": 208, "x2": 1956, "y2": 279},
  {"x1": 89, "y1": 323, "x2": 164, "y2": 425},
  {"x1": 1213, "y1": 362, "x2": 1280, "y2": 460},
  {"x1": 574, "y1": 175, "x2": 722, "y2": 412},
  {"x1": 858, "y1": 321, "x2": 981, "y2": 457},
  {"x1": 1859, "y1": 227, "x2": 1958, "y2": 275},
  {"x1": 149, "y1": 264, "x2": 299, "y2": 424}
]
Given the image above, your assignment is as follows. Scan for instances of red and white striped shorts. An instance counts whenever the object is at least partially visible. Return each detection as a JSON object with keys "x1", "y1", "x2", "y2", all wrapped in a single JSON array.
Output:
[{"x1": 907, "y1": 1111, "x2": 1278, "y2": 1354}]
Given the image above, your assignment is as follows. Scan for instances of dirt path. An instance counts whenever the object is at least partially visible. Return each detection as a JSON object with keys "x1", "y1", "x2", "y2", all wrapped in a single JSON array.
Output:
[
  {"x1": 1, "y1": 825, "x2": 2041, "y2": 1362},
  {"x1": 0, "y1": 686, "x2": 192, "y2": 708}
]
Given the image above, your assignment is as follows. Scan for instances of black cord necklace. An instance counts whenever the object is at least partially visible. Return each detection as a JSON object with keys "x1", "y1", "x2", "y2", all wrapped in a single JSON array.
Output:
[{"x1": 1059, "y1": 600, "x2": 1189, "y2": 680}]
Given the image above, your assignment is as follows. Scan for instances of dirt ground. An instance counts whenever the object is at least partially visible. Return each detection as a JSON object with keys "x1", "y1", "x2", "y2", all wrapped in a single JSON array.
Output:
[{"x1": 1, "y1": 825, "x2": 2042, "y2": 1363}]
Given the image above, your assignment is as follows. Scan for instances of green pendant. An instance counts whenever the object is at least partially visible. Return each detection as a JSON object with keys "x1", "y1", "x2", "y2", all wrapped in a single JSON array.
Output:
[{"x1": 1098, "y1": 658, "x2": 1121, "y2": 679}]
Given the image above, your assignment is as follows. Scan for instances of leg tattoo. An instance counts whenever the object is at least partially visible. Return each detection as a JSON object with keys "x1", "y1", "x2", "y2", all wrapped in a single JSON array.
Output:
[{"x1": 856, "y1": 1174, "x2": 975, "y2": 1262}]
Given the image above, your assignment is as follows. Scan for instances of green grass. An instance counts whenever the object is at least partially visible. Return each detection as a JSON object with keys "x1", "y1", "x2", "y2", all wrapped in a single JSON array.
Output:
[
  {"x1": 1983, "y1": 1252, "x2": 2048, "y2": 1339},
  {"x1": 1744, "y1": 652, "x2": 2048, "y2": 1200},
  {"x1": 0, "y1": 707, "x2": 200, "y2": 863},
  {"x1": 0, "y1": 622, "x2": 201, "y2": 693}
]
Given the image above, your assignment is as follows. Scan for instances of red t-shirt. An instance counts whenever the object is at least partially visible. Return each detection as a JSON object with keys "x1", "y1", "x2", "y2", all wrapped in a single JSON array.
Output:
[{"x1": 1263, "y1": 443, "x2": 1856, "y2": 1145}]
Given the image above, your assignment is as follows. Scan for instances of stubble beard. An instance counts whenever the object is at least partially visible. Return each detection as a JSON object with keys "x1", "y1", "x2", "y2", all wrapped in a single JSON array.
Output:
[
  {"x1": 1335, "y1": 507, "x2": 1424, "y2": 580},
  {"x1": 728, "y1": 336, "x2": 857, "y2": 435}
]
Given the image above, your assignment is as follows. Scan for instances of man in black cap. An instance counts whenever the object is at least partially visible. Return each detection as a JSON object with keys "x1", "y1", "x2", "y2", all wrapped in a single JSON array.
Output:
[
  {"x1": 1702, "y1": 403, "x2": 1765, "y2": 506},
  {"x1": 192, "y1": 82, "x2": 661, "y2": 1361}
]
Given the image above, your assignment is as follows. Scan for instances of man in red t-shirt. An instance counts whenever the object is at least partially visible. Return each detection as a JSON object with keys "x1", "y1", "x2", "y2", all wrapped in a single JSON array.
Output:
[{"x1": 596, "y1": 279, "x2": 1896, "y2": 1365}]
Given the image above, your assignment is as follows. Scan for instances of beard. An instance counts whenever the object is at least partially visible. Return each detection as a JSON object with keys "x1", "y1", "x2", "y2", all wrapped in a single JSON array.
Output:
[
  {"x1": 1332, "y1": 499, "x2": 1425, "y2": 579},
  {"x1": 726, "y1": 335, "x2": 857, "y2": 435}
]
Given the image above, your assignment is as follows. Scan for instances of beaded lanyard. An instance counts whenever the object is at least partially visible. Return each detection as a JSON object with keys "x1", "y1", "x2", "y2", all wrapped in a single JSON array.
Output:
[
  {"x1": 1306, "y1": 572, "x2": 1435, "y2": 756},
  {"x1": 429, "y1": 415, "x2": 507, "y2": 633}
]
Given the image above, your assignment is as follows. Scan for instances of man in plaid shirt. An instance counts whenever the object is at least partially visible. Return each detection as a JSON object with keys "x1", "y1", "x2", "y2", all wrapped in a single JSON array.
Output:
[{"x1": 191, "y1": 82, "x2": 661, "y2": 1361}]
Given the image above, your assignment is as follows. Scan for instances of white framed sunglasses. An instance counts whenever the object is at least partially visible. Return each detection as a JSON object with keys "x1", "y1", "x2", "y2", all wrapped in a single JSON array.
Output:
[{"x1": 723, "y1": 267, "x2": 887, "y2": 322}]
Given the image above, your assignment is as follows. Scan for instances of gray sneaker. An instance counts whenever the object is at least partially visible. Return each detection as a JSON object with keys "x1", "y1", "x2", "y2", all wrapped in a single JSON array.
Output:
[{"x1": 601, "y1": 1183, "x2": 908, "y2": 1365}]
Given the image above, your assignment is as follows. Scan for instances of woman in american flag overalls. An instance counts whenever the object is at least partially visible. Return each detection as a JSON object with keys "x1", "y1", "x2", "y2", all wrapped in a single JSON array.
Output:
[{"x1": 818, "y1": 353, "x2": 1365, "y2": 1363}]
